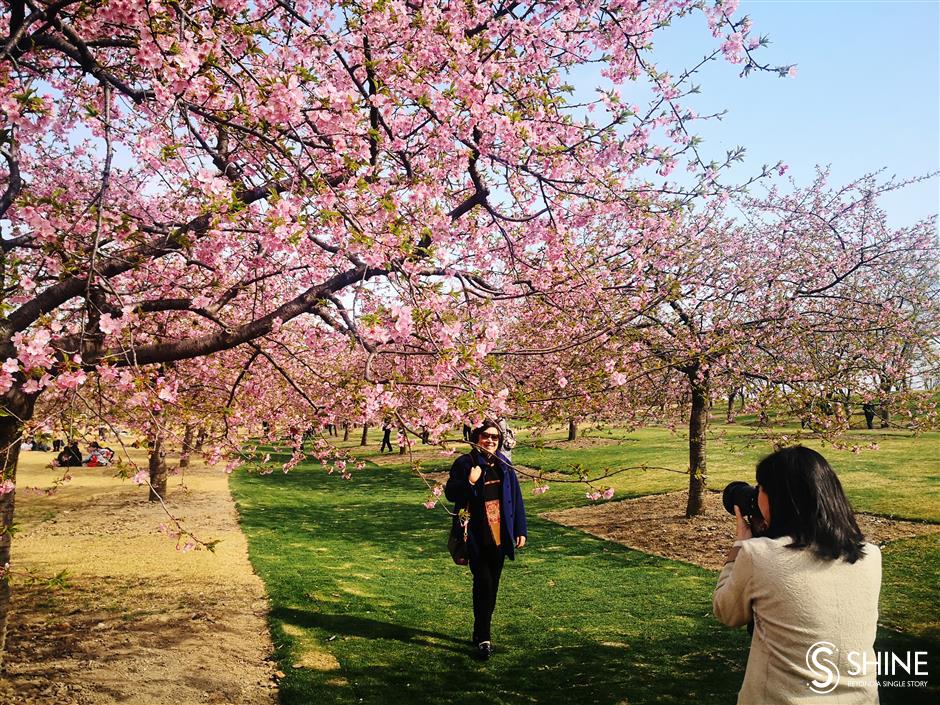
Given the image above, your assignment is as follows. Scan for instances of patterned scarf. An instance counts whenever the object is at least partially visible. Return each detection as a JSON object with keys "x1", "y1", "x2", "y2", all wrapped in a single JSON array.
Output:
[{"x1": 481, "y1": 458, "x2": 502, "y2": 547}]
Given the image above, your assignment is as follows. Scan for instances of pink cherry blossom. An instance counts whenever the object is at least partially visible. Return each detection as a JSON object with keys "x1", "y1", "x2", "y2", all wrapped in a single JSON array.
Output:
[
  {"x1": 21, "y1": 379, "x2": 42, "y2": 394},
  {"x1": 54, "y1": 370, "x2": 88, "y2": 391},
  {"x1": 0, "y1": 372, "x2": 13, "y2": 396},
  {"x1": 98, "y1": 314, "x2": 123, "y2": 335}
]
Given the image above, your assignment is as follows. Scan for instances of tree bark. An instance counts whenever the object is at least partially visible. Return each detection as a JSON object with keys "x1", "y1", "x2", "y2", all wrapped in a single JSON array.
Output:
[
  {"x1": 342, "y1": 422, "x2": 349, "y2": 442},
  {"x1": 148, "y1": 431, "x2": 168, "y2": 502},
  {"x1": 194, "y1": 426, "x2": 207, "y2": 451},
  {"x1": 726, "y1": 389, "x2": 737, "y2": 424},
  {"x1": 685, "y1": 371, "x2": 710, "y2": 518},
  {"x1": 567, "y1": 417, "x2": 578, "y2": 441},
  {"x1": 879, "y1": 383, "x2": 891, "y2": 428},
  {"x1": 179, "y1": 423, "x2": 194, "y2": 469},
  {"x1": 0, "y1": 389, "x2": 38, "y2": 665},
  {"x1": 360, "y1": 424, "x2": 369, "y2": 446}
]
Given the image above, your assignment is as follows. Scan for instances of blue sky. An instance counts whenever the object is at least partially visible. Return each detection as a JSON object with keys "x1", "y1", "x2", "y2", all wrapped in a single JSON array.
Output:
[
  {"x1": 573, "y1": 0, "x2": 939, "y2": 229},
  {"x1": 677, "y1": 0, "x2": 939, "y2": 227}
]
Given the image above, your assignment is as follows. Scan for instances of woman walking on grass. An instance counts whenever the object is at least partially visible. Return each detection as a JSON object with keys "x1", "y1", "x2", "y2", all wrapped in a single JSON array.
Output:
[
  {"x1": 445, "y1": 419, "x2": 527, "y2": 661},
  {"x1": 714, "y1": 446, "x2": 881, "y2": 705}
]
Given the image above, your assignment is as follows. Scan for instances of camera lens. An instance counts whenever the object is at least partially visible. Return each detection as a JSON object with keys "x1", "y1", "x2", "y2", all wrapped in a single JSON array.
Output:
[{"x1": 722, "y1": 481, "x2": 758, "y2": 517}]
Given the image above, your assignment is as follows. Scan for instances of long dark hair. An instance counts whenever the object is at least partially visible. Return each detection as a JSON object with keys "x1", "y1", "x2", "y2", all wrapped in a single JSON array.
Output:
[{"x1": 756, "y1": 446, "x2": 866, "y2": 563}]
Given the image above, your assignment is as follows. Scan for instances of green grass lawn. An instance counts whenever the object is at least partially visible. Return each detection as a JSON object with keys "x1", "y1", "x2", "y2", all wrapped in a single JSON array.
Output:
[
  {"x1": 231, "y1": 425, "x2": 939, "y2": 704},
  {"x1": 511, "y1": 424, "x2": 940, "y2": 522}
]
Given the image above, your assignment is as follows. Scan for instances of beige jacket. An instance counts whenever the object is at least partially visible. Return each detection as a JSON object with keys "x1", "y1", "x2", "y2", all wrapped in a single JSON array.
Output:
[{"x1": 714, "y1": 536, "x2": 881, "y2": 705}]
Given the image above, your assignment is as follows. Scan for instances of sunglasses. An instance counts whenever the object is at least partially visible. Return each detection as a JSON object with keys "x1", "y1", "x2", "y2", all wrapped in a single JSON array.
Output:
[{"x1": 479, "y1": 432, "x2": 500, "y2": 441}]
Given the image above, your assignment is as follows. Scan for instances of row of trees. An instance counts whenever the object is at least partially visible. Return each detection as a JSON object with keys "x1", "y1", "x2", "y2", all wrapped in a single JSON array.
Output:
[
  {"x1": 1, "y1": 0, "x2": 937, "y2": 663},
  {"x1": 489, "y1": 173, "x2": 937, "y2": 513}
]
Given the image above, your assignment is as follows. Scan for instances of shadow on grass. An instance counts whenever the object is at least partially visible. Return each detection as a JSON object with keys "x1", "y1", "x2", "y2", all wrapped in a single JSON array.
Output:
[
  {"x1": 274, "y1": 606, "x2": 750, "y2": 705},
  {"x1": 275, "y1": 606, "x2": 468, "y2": 653}
]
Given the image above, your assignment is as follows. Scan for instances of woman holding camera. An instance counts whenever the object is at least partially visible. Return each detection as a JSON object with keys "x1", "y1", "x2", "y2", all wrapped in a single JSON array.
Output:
[
  {"x1": 714, "y1": 446, "x2": 881, "y2": 705},
  {"x1": 445, "y1": 419, "x2": 527, "y2": 661}
]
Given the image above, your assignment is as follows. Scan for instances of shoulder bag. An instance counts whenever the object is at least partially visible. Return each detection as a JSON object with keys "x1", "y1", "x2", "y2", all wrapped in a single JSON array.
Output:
[{"x1": 447, "y1": 508, "x2": 470, "y2": 566}]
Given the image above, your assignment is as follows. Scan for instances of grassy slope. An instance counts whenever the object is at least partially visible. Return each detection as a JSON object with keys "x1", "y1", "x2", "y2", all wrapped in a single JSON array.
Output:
[{"x1": 231, "y1": 427, "x2": 939, "y2": 704}]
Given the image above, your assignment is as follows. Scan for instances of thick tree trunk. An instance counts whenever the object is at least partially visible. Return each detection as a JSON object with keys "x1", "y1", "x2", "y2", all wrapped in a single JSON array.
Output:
[
  {"x1": 726, "y1": 389, "x2": 736, "y2": 424},
  {"x1": 685, "y1": 372, "x2": 710, "y2": 518},
  {"x1": 148, "y1": 431, "x2": 168, "y2": 502},
  {"x1": 360, "y1": 424, "x2": 369, "y2": 446},
  {"x1": 194, "y1": 426, "x2": 207, "y2": 451},
  {"x1": 567, "y1": 417, "x2": 577, "y2": 441},
  {"x1": 342, "y1": 422, "x2": 349, "y2": 442},
  {"x1": 179, "y1": 423, "x2": 194, "y2": 469},
  {"x1": 0, "y1": 390, "x2": 38, "y2": 665}
]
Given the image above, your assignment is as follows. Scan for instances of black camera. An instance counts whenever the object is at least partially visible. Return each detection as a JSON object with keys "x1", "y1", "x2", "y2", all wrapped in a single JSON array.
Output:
[{"x1": 722, "y1": 481, "x2": 764, "y2": 526}]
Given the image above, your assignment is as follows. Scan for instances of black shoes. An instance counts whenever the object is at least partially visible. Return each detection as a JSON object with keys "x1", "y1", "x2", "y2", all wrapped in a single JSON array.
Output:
[{"x1": 474, "y1": 641, "x2": 493, "y2": 661}]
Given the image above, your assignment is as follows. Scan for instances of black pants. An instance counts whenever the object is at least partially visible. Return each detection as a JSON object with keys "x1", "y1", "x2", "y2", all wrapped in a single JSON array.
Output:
[
  {"x1": 470, "y1": 543, "x2": 505, "y2": 645},
  {"x1": 380, "y1": 431, "x2": 392, "y2": 452}
]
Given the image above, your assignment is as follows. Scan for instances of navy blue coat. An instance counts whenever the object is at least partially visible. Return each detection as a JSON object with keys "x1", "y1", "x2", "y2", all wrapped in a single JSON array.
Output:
[{"x1": 445, "y1": 450, "x2": 527, "y2": 561}]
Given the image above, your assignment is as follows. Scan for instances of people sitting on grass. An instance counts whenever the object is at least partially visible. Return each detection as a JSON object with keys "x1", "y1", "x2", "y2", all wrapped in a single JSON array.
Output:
[
  {"x1": 714, "y1": 446, "x2": 880, "y2": 705},
  {"x1": 56, "y1": 440, "x2": 83, "y2": 467},
  {"x1": 30, "y1": 436, "x2": 51, "y2": 452},
  {"x1": 84, "y1": 441, "x2": 115, "y2": 467}
]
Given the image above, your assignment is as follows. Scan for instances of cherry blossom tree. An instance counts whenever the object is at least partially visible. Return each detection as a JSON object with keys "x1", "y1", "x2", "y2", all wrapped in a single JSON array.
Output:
[
  {"x1": 0, "y1": 0, "x2": 793, "y2": 658},
  {"x1": 594, "y1": 172, "x2": 939, "y2": 516}
]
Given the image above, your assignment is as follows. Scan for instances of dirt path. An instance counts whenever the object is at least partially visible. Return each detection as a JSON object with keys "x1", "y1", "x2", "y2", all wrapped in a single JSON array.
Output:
[
  {"x1": 0, "y1": 450, "x2": 278, "y2": 705},
  {"x1": 545, "y1": 490, "x2": 940, "y2": 571}
]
